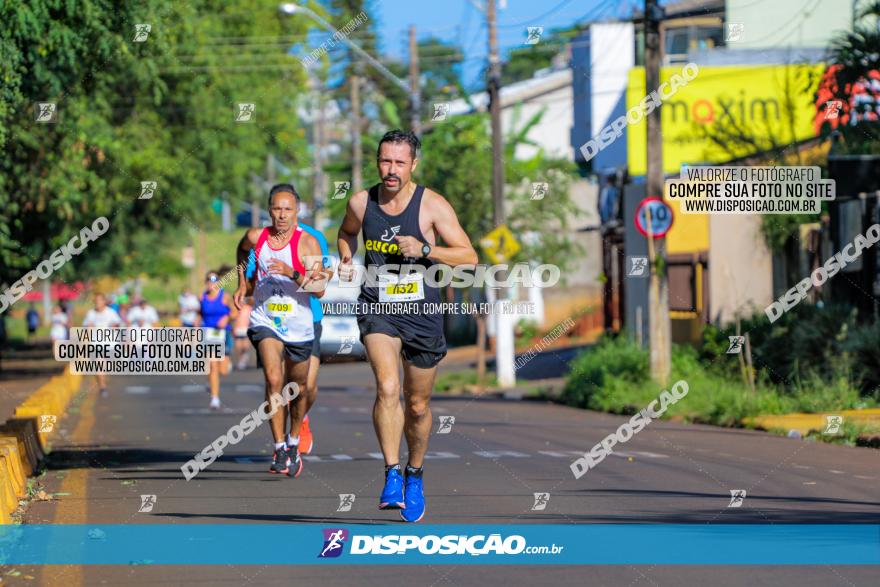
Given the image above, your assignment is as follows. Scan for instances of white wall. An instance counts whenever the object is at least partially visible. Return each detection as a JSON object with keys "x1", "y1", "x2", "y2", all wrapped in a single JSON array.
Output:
[
  {"x1": 709, "y1": 213, "x2": 774, "y2": 324},
  {"x1": 501, "y1": 80, "x2": 573, "y2": 161},
  {"x1": 727, "y1": 0, "x2": 853, "y2": 49}
]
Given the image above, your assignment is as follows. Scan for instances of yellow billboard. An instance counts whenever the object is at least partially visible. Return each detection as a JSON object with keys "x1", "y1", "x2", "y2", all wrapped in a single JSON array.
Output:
[{"x1": 626, "y1": 63, "x2": 825, "y2": 176}]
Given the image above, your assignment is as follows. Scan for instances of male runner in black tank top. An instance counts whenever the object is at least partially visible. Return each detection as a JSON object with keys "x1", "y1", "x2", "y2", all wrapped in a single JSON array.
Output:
[{"x1": 337, "y1": 130, "x2": 477, "y2": 523}]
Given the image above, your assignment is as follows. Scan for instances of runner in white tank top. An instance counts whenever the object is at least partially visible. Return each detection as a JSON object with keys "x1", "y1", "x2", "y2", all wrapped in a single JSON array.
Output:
[
  {"x1": 233, "y1": 185, "x2": 327, "y2": 479},
  {"x1": 249, "y1": 226, "x2": 315, "y2": 342}
]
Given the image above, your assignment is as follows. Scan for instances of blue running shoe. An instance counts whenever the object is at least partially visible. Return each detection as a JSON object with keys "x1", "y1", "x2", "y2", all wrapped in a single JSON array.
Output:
[
  {"x1": 400, "y1": 472, "x2": 425, "y2": 523},
  {"x1": 379, "y1": 468, "x2": 405, "y2": 510}
]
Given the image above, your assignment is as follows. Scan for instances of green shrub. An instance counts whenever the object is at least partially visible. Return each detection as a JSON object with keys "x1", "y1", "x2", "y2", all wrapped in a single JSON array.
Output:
[
  {"x1": 700, "y1": 304, "x2": 866, "y2": 392},
  {"x1": 561, "y1": 335, "x2": 648, "y2": 409},
  {"x1": 843, "y1": 321, "x2": 880, "y2": 398}
]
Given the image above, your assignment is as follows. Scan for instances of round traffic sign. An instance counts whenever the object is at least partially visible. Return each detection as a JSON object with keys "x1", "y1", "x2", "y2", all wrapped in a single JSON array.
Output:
[{"x1": 634, "y1": 197, "x2": 674, "y2": 238}]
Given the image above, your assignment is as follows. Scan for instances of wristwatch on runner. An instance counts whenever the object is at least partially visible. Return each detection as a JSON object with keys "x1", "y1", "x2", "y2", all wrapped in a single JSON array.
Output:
[
  {"x1": 421, "y1": 242, "x2": 432, "y2": 258},
  {"x1": 292, "y1": 269, "x2": 301, "y2": 282}
]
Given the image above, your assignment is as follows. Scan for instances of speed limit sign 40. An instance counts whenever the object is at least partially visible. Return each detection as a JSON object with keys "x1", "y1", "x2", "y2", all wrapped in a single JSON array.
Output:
[{"x1": 635, "y1": 197, "x2": 674, "y2": 238}]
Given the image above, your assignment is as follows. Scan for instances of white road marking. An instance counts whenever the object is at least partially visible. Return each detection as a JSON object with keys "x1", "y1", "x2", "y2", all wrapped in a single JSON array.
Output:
[
  {"x1": 182, "y1": 384, "x2": 206, "y2": 393},
  {"x1": 474, "y1": 450, "x2": 529, "y2": 458},
  {"x1": 178, "y1": 408, "x2": 250, "y2": 415},
  {"x1": 792, "y1": 465, "x2": 811, "y2": 469},
  {"x1": 828, "y1": 470, "x2": 845, "y2": 474},
  {"x1": 803, "y1": 481, "x2": 816, "y2": 485},
  {"x1": 855, "y1": 475, "x2": 875, "y2": 480},
  {"x1": 538, "y1": 451, "x2": 572, "y2": 457},
  {"x1": 125, "y1": 386, "x2": 150, "y2": 394},
  {"x1": 631, "y1": 451, "x2": 669, "y2": 459},
  {"x1": 308, "y1": 451, "x2": 462, "y2": 462}
]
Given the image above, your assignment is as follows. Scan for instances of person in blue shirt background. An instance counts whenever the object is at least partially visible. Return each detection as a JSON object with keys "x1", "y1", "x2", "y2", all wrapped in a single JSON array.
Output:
[
  {"x1": 295, "y1": 221, "x2": 333, "y2": 455},
  {"x1": 26, "y1": 304, "x2": 40, "y2": 343}
]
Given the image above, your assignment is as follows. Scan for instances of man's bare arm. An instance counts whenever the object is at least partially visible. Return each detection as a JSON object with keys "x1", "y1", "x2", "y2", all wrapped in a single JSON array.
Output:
[
  {"x1": 424, "y1": 192, "x2": 478, "y2": 266},
  {"x1": 301, "y1": 234, "x2": 327, "y2": 298},
  {"x1": 337, "y1": 191, "x2": 366, "y2": 262},
  {"x1": 234, "y1": 228, "x2": 261, "y2": 309}
]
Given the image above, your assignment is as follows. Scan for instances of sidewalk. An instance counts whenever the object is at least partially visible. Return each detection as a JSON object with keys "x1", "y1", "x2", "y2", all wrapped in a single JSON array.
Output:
[{"x1": 0, "y1": 340, "x2": 66, "y2": 422}]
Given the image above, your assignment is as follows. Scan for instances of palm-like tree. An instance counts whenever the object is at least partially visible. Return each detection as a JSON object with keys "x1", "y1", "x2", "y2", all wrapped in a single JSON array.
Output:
[{"x1": 824, "y1": 1, "x2": 880, "y2": 153}]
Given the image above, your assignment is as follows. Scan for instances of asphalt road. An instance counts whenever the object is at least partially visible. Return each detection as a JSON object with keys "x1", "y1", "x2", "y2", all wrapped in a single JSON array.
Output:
[{"x1": 20, "y1": 357, "x2": 880, "y2": 586}]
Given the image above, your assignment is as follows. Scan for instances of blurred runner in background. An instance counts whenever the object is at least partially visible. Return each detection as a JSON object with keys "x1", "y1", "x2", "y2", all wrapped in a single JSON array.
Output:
[
  {"x1": 178, "y1": 287, "x2": 200, "y2": 327},
  {"x1": 127, "y1": 297, "x2": 160, "y2": 328},
  {"x1": 232, "y1": 301, "x2": 252, "y2": 370},
  {"x1": 50, "y1": 303, "x2": 69, "y2": 343},
  {"x1": 200, "y1": 271, "x2": 233, "y2": 410},
  {"x1": 83, "y1": 293, "x2": 122, "y2": 397},
  {"x1": 26, "y1": 304, "x2": 39, "y2": 342}
]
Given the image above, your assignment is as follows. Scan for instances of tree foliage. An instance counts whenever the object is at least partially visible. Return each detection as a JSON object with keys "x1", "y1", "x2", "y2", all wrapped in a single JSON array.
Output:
[
  {"x1": 419, "y1": 109, "x2": 582, "y2": 271},
  {"x1": 0, "y1": 0, "x2": 310, "y2": 284}
]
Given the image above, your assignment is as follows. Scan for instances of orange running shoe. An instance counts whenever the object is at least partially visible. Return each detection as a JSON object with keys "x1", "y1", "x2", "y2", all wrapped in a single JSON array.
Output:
[{"x1": 300, "y1": 414, "x2": 314, "y2": 454}]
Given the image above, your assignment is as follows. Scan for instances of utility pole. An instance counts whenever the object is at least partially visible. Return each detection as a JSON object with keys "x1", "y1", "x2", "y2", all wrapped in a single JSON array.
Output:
[
  {"x1": 409, "y1": 25, "x2": 421, "y2": 135},
  {"x1": 312, "y1": 74, "x2": 326, "y2": 228},
  {"x1": 487, "y1": 0, "x2": 515, "y2": 388},
  {"x1": 351, "y1": 72, "x2": 362, "y2": 193},
  {"x1": 644, "y1": 0, "x2": 671, "y2": 384},
  {"x1": 266, "y1": 153, "x2": 275, "y2": 191}
]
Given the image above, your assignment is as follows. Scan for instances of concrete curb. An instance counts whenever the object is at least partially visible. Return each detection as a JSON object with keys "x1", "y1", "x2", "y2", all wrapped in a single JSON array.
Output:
[
  {"x1": 744, "y1": 409, "x2": 880, "y2": 436},
  {"x1": 0, "y1": 365, "x2": 82, "y2": 523}
]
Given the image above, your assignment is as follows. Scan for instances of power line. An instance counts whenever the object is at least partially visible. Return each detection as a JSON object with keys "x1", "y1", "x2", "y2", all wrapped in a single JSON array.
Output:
[{"x1": 496, "y1": 0, "x2": 581, "y2": 28}]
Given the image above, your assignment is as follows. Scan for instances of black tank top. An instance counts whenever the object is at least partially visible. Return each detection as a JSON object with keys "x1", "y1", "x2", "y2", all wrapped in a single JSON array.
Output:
[{"x1": 358, "y1": 183, "x2": 444, "y2": 343}]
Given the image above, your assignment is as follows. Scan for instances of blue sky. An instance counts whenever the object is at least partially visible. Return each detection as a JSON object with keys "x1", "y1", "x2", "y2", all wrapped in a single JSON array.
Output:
[{"x1": 348, "y1": 0, "x2": 634, "y2": 88}]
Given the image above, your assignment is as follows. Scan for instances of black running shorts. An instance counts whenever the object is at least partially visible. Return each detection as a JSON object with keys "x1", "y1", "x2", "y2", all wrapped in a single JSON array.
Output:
[
  {"x1": 247, "y1": 326, "x2": 312, "y2": 363},
  {"x1": 357, "y1": 314, "x2": 447, "y2": 369}
]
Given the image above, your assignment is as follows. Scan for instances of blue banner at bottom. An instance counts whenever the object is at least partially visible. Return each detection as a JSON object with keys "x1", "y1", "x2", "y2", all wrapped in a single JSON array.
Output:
[{"x1": 1, "y1": 524, "x2": 878, "y2": 565}]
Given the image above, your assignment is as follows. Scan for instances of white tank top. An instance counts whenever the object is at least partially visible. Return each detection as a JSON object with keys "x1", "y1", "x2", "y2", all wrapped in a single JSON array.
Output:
[{"x1": 248, "y1": 227, "x2": 314, "y2": 343}]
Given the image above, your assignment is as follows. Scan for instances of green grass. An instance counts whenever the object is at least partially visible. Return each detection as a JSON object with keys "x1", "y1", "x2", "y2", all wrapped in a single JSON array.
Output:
[
  {"x1": 136, "y1": 229, "x2": 245, "y2": 314},
  {"x1": 562, "y1": 336, "x2": 876, "y2": 430},
  {"x1": 435, "y1": 369, "x2": 498, "y2": 394}
]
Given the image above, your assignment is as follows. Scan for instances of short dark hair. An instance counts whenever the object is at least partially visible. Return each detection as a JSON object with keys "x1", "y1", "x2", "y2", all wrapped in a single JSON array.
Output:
[
  {"x1": 268, "y1": 183, "x2": 299, "y2": 207},
  {"x1": 377, "y1": 129, "x2": 420, "y2": 160}
]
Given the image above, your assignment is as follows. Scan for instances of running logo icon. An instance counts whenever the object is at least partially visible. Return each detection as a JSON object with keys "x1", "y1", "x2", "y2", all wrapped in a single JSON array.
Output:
[
  {"x1": 436, "y1": 416, "x2": 455, "y2": 434},
  {"x1": 823, "y1": 415, "x2": 843, "y2": 435},
  {"x1": 337, "y1": 494, "x2": 355, "y2": 512},
  {"x1": 138, "y1": 494, "x2": 157, "y2": 513},
  {"x1": 726, "y1": 336, "x2": 745, "y2": 354},
  {"x1": 332, "y1": 181, "x2": 351, "y2": 200},
  {"x1": 338, "y1": 335, "x2": 356, "y2": 355},
  {"x1": 728, "y1": 490, "x2": 746, "y2": 508},
  {"x1": 725, "y1": 23, "x2": 744, "y2": 42},
  {"x1": 35, "y1": 102, "x2": 58, "y2": 123},
  {"x1": 525, "y1": 27, "x2": 543, "y2": 45},
  {"x1": 235, "y1": 103, "x2": 255, "y2": 122},
  {"x1": 531, "y1": 492, "x2": 549, "y2": 511},
  {"x1": 531, "y1": 182, "x2": 548, "y2": 201},
  {"x1": 39, "y1": 415, "x2": 57, "y2": 433},
  {"x1": 380, "y1": 226, "x2": 401, "y2": 242},
  {"x1": 432, "y1": 103, "x2": 449, "y2": 121},
  {"x1": 139, "y1": 181, "x2": 157, "y2": 200},
  {"x1": 133, "y1": 24, "x2": 151, "y2": 42},
  {"x1": 824, "y1": 100, "x2": 843, "y2": 120},
  {"x1": 628, "y1": 256, "x2": 648, "y2": 277},
  {"x1": 318, "y1": 528, "x2": 348, "y2": 558}
]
